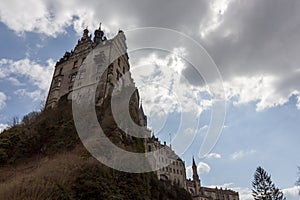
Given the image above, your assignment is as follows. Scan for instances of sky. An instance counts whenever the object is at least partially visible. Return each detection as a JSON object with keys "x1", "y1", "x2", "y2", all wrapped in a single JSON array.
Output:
[{"x1": 0, "y1": 0, "x2": 300, "y2": 199}]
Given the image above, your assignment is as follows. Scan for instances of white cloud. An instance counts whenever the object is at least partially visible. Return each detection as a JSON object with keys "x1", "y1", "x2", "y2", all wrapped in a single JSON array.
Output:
[
  {"x1": 184, "y1": 128, "x2": 196, "y2": 135},
  {"x1": 206, "y1": 153, "x2": 222, "y2": 159},
  {"x1": 0, "y1": 0, "x2": 138, "y2": 37},
  {"x1": 233, "y1": 186, "x2": 300, "y2": 200},
  {"x1": 230, "y1": 150, "x2": 256, "y2": 160},
  {"x1": 207, "y1": 184, "x2": 300, "y2": 200},
  {"x1": 0, "y1": 123, "x2": 9, "y2": 133},
  {"x1": 7, "y1": 77, "x2": 23, "y2": 86},
  {"x1": 186, "y1": 161, "x2": 211, "y2": 179},
  {"x1": 232, "y1": 187, "x2": 253, "y2": 200},
  {"x1": 198, "y1": 162, "x2": 211, "y2": 174},
  {"x1": 14, "y1": 89, "x2": 45, "y2": 102},
  {"x1": 131, "y1": 50, "x2": 212, "y2": 119},
  {"x1": 221, "y1": 75, "x2": 297, "y2": 112},
  {"x1": 0, "y1": 92, "x2": 7, "y2": 110},
  {"x1": 200, "y1": 0, "x2": 232, "y2": 38},
  {"x1": 283, "y1": 186, "x2": 300, "y2": 200},
  {"x1": 0, "y1": 58, "x2": 54, "y2": 101}
]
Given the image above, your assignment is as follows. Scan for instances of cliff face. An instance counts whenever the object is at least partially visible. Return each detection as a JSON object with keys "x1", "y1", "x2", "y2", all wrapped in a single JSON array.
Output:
[{"x1": 0, "y1": 95, "x2": 191, "y2": 199}]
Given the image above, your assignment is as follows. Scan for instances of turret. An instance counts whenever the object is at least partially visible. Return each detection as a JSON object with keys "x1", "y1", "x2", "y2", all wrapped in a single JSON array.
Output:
[
  {"x1": 82, "y1": 27, "x2": 89, "y2": 40},
  {"x1": 94, "y1": 23, "x2": 105, "y2": 45}
]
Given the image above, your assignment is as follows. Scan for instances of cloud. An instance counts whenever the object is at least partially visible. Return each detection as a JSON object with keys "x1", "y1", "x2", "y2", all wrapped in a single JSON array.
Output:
[
  {"x1": 0, "y1": 58, "x2": 54, "y2": 101},
  {"x1": 14, "y1": 89, "x2": 45, "y2": 102},
  {"x1": 7, "y1": 77, "x2": 23, "y2": 86},
  {"x1": 0, "y1": 0, "x2": 209, "y2": 37},
  {"x1": 198, "y1": 162, "x2": 211, "y2": 174},
  {"x1": 207, "y1": 184, "x2": 300, "y2": 200},
  {"x1": 186, "y1": 161, "x2": 211, "y2": 179},
  {"x1": 283, "y1": 186, "x2": 300, "y2": 200},
  {"x1": 220, "y1": 75, "x2": 300, "y2": 111},
  {"x1": 1, "y1": 0, "x2": 300, "y2": 112},
  {"x1": 201, "y1": 0, "x2": 300, "y2": 111},
  {"x1": 230, "y1": 150, "x2": 256, "y2": 160},
  {"x1": 0, "y1": 123, "x2": 9, "y2": 133},
  {"x1": 206, "y1": 153, "x2": 222, "y2": 159},
  {"x1": 131, "y1": 50, "x2": 212, "y2": 119},
  {"x1": 0, "y1": 92, "x2": 7, "y2": 110}
]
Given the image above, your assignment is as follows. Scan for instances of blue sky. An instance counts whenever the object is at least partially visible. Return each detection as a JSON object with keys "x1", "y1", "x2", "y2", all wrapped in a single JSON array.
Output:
[{"x1": 0, "y1": 0, "x2": 300, "y2": 199}]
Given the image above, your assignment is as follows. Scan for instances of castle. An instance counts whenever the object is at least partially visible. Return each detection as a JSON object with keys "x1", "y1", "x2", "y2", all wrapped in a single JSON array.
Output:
[{"x1": 45, "y1": 25, "x2": 239, "y2": 200}]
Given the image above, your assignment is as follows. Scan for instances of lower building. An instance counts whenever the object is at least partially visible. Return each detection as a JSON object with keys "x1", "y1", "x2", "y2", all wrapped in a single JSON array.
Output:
[
  {"x1": 146, "y1": 136, "x2": 187, "y2": 189},
  {"x1": 147, "y1": 137, "x2": 239, "y2": 200},
  {"x1": 186, "y1": 158, "x2": 239, "y2": 200}
]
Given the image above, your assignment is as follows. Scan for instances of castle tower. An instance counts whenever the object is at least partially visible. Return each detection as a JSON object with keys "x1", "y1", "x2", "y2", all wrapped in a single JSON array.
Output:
[{"x1": 94, "y1": 23, "x2": 105, "y2": 45}]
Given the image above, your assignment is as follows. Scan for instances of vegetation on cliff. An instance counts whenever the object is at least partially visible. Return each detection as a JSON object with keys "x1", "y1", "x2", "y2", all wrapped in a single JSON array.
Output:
[{"x1": 0, "y1": 98, "x2": 191, "y2": 200}]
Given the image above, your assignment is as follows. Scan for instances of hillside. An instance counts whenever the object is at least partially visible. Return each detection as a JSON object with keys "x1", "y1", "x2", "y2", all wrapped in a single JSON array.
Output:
[{"x1": 0, "y1": 98, "x2": 192, "y2": 200}]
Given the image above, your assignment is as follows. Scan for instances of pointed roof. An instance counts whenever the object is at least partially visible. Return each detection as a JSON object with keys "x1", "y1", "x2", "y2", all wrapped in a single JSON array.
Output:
[{"x1": 192, "y1": 156, "x2": 196, "y2": 167}]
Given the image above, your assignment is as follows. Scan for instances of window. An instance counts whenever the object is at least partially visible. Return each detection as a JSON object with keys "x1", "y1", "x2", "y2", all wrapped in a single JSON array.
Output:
[
  {"x1": 53, "y1": 78, "x2": 61, "y2": 88},
  {"x1": 73, "y1": 60, "x2": 78, "y2": 68},
  {"x1": 81, "y1": 57, "x2": 86, "y2": 64},
  {"x1": 59, "y1": 68, "x2": 63, "y2": 75},
  {"x1": 70, "y1": 72, "x2": 77, "y2": 82},
  {"x1": 177, "y1": 169, "x2": 179, "y2": 174}
]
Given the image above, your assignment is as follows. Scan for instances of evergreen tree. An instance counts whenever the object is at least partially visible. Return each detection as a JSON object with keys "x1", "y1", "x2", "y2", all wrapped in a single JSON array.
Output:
[{"x1": 252, "y1": 166, "x2": 285, "y2": 200}]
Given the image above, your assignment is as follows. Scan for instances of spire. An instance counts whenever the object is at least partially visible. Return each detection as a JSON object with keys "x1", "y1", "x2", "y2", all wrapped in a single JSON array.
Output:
[
  {"x1": 192, "y1": 156, "x2": 196, "y2": 167},
  {"x1": 192, "y1": 156, "x2": 199, "y2": 182}
]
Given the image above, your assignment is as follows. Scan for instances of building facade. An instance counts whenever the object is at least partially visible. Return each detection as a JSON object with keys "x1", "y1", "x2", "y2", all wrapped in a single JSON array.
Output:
[
  {"x1": 147, "y1": 136, "x2": 187, "y2": 189},
  {"x1": 45, "y1": 26, "x2": 131, "y2": 110}
]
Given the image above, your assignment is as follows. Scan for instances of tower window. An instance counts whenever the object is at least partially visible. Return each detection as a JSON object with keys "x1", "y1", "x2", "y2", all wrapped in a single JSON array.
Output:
[
  {"x1": 73, "y1": 60, "x2": 78, "y2": 68},
  {"x1": 70, "y1": 72, "x2": 77, "y2": 82}
]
